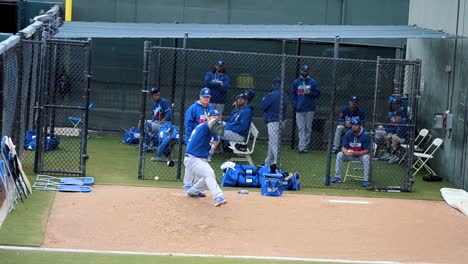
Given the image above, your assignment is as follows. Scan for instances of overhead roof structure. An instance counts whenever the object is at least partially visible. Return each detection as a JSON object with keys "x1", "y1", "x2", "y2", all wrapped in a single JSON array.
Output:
[{"x1": 55, "y1": 22, "x2": 458, "y2": 40}]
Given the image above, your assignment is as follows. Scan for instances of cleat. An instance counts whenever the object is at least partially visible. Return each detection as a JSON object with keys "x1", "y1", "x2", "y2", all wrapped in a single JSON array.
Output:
[
  {"x1": 362, "y1": 181, "x2": 369, "y2": 188},
  {"x1": 197, "y1": 192, "x2": 206, "y2": 198},
  {"x1": 214, "y1": 196, "x2": 227, "y2": 207},
  {"x1": 331, "y1": 176, "x2": 342, "y2": 183},
  {"x1": 379, "y1": 153, "x2": 391, "y2": 160}
]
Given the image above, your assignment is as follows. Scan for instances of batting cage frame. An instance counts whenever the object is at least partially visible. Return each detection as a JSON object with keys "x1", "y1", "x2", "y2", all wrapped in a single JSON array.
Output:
[{"x1": 138, "y1": 42, "x2": 421, "y2": 192}]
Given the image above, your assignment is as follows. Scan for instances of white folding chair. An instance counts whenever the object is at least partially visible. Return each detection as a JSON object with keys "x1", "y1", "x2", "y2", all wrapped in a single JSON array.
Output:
[
  {"x1": 228, "y1": 123, "x2": 258, "y2": 166},
  {"x1": 344, "y1": 161, "x2": 365, "y2": 182},
  {"x1": 412, "y1": 138, "x2": 443, "y2": 176},
  {"x1": 398, "y1": 128, "x2": 430, "y2": 164}
]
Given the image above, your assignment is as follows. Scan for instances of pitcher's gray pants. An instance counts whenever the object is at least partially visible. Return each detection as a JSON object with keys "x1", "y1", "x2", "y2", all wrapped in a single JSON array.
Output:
[
  {"x1": 183, "y1": 155, "x2": 223, "y2": 199},
  {"x1": 334, "y1": 152, "x2": 370, "y2": 181},
  {"x1": 296, "y1": 111, "x2": 315, "y2": 151}
]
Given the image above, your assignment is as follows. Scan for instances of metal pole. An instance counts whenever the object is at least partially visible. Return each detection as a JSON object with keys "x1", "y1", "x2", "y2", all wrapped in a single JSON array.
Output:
[
  {"x1": 176, "y1": 33, "x2": 188, "y2": 180},
  {"x1": 157, "y1": 38, "x2": 162, "y2": 89},
  {"x1": 291, "y1": 38, "x2": 302, "y2": 149},
  {"x1": 324, "y1": 36, "x2": 340, "y2": 186},
  {"x1": 49, "y1": 45, "x2": 57, "y2": 137},
  {"x1": 278, "y1": 40, "x2": 286, "y2": 168},
  {"x1": 80, "y1": 38, "x2": 93, "y2": 177},
  {"x1": 372, "y1": 56, "x2": 381, "y2": 128},
  {"x1": 138, "y1": 41, "x2": 151, "y2": 179},
  {"x1": 170, "y1": 38, "x2": 178, "y2": 104},
  {"x1": 35, "y1": 29, "x2": 49, "y2": 173},
  {"x1": 0, "y1": 54, "x2": 4, "y2": 136}
]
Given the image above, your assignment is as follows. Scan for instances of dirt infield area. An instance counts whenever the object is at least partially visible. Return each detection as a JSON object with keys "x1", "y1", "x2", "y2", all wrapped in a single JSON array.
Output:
[{"x1": 43, "y1": 185, "x2": 468, "y2": 263}]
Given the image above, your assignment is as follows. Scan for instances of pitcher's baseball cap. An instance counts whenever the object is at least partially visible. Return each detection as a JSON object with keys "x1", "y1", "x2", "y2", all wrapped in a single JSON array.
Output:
[
  {"x1": 208, "y1": 109, "x2": 220, "y2": 117},
  {"x1": 200, "y1": 87, "x2": 211, "y2": 97}
]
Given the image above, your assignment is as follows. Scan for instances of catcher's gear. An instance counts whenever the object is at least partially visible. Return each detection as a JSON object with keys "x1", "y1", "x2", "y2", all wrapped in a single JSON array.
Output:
[{"x1": 208, "y1": 117, "x2": 224, "y2": 136}]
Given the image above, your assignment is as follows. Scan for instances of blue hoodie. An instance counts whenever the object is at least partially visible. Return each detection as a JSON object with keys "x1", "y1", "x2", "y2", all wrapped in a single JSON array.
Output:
[
  {"x1": 260, "y1": 87, "x2": 287, "y2": 123},
  {"x1": 204, "y1": 71, "x2": 230, "y2": 104},
  {"x1": 338, "y1": 106, "x2": 365, "y2": 124},
  {"x1": 184, "y1": 101, "x2": 214, "y2": 142},
  {"x1": 290, "y1": 76, "x2": 320, "y2": 112},
  {"x1": 151, "y1": 98, "x2": 172, "y2": 122},
  {"x1": 225, "y1": 104, "x2": 253, "y2": 138}
]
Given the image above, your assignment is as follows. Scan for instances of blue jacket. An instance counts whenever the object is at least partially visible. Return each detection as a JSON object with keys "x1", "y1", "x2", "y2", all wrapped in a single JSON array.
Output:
[
  {"x1": 204, "y1": 71, "x2": 230, "y2": 104},
  {"x1": 290, "y1": 76, "x2": 320, "y2": 112},
  {"x1": 338, "y1": 106, "x2": 365, "y2": 124},
  {"x1": 342, "y1": 128, "x2": 371, "y2": 152},
  {"x1": 184, "y1": 101, "x2": 214, "y2": 142},
  {"x1": 185, "y1": 122, "x2": 213, "y2": 159},
  {"x1": 260, "y1": 87, "x2": 287, "y2": 123},
  {"x1": 225, "y1": 104, "x2": 253, "y2": 138},
  {"x1": 151, "y1": 98, "x2": 172, "y2": 122},
  {"x1": 385, "y1": 118, "x2": 408, "y2": 140}
]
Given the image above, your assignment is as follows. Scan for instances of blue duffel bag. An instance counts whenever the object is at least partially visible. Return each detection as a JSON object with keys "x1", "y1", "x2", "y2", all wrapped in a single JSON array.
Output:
[{"x1": 221, "y1": 164, "x2": 259, "y2": 187}]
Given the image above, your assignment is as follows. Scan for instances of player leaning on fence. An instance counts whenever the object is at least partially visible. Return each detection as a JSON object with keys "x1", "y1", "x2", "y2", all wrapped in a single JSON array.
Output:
[
  {"x1": 184, "y1": 109, "x2": 227, "y2": 207},
  {"x1": 260, "y1": 78, "x2": 287, "y2": 167},
  {"x1": 331, "y1": 118, "x2": 371, "y2": 188},
  {"x1": 291, "y1": 65, "x2": 321, "y2": 153},
  {"x1": 204, "y1": 60, "x2": 230, "y2": 115}
]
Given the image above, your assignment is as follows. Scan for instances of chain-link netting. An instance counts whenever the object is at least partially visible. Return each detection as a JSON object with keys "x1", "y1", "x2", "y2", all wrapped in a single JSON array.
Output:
[
  {"x1": 1, "y1": 46, "x2": 20, "y2": 141},
  {"x1": 139, "y1": 46, "x2": 420, "y2": 191}
]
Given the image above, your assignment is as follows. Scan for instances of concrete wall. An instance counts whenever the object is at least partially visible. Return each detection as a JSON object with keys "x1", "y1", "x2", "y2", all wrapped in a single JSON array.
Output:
[{"x1": 407, "y1": 0, "x2": 468, "y2": 190}]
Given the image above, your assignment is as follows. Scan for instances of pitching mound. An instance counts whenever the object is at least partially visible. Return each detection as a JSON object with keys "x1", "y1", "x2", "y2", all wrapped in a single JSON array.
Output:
[{"x1": 43, "y1": 185, "x2": 468, "y2": 263}]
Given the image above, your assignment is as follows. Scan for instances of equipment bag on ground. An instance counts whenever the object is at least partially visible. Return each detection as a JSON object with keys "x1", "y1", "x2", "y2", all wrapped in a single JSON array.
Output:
[
  {"x1": 123, "y1": 127, "x2": 140, "y2": 145},
  {"x1": 24, "y1": 131, "x2": 61, "y2": 151},
  {"x1": 221, "y1": 164, "x2": 259, "y2": 187},
  {"x1": 258, "y1": 164, "x2": 301, "y2": 191},
  {"x1": 261, "y1": 173, "x2": 284, "y2": 196}
]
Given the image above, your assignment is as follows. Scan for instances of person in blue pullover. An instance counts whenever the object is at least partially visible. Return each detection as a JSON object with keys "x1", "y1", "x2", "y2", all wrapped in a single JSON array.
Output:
[
  {"x1": 204, "y1": 60, "x2": 230, "y2": 115},
  {"x1": 183, "y1": 87, "x2": 215, "y2": 192},
  {"x1": 185, "y1": 109, "x2": 227, "y2": 207},
  {"x1": 332, "y1": 95, "x2": 365, "y2": 154},
  {"x1": 379, "y1": 109, "x2": 408, "y2": 164},
  {"x1": 331, "y1": 118, "x2": 372, "y2": 188},
  {"x1": 260, "y1": 78, "x2": 287, "y2": 167},
  {"x1": 148, "y1": 87, "x2": 172, "y2": 132},
  {"x1": 223, "y1": 93, "x2": 253, "y2": 146},
  {"x1": 290, "y1": 64, "x2": 321, "y2": 153}
]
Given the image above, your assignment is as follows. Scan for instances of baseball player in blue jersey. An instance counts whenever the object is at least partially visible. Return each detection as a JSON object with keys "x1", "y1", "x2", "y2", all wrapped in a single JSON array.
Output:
[
  {"x1": 183, "y1": 88, "x2": 215, "y2": 192},
  {"x1": 185, "y1": 109, "x2": 227, "y2": 207},
  {"x1": 223, "y1": 93, "x2": 253, "y2": 143},
  {"x1": 148, "y1": 87, "x2": 172, "y2": 132},
  {"x1": 379, "y1": 109, "x2": 408, "y2": 164},
  {"x1": 260, "y1": 78, "x2": 287, "y2": 167},
  {"x1": 331, "y1": 118, "x2": 372, "y2": 188},
  {"x1": 291, "y1": 65, "x2": 321, "y2": 153},
  {"x1": 204, "y1": 60, "x2": 230, "y2": 115},
  {"x1": 332, "y1": 95, "x2": 365, "y2": 154}
]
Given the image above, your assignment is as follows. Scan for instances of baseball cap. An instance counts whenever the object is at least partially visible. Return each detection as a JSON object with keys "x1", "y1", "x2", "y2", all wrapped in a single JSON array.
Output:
[
  {"x1": 236, "y1": 93, "x2": 248, "y2": 100},
  {"x1": 273, "y1": 78, "x2": 281, "y2": 86},
  {"x1": 245, "y1": 89, "x2": 256, "y2": 99},
  {"x1": 208, "y1": 109, "x2": 220, "y2": 117},
  {"x1": 300, "y1": 64, "x2": 310, "y2": 72},
  {"x1": 391, "y1": 98, "x2": 401, "y2": 104},
  {"x1": 150, "y1": 87, "x2": 160, "y2": 94},
  {"x1": 200, "y1": 87, "x2": 211, "y2": 97},
  {"x1": 215, "y1": 60, "x2": 224, "y2": 66},
  {"x1": 350, "y1": 95, "x2": 359, "y2": 102},
  {"x1": 351, "y1": 118, "x2": 362, "y2": 125}
]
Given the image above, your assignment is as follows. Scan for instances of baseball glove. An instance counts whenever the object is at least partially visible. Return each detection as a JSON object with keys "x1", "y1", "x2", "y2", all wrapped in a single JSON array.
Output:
[{"x1": 208, "y1": 117, "x2": 225, "y2": 136}]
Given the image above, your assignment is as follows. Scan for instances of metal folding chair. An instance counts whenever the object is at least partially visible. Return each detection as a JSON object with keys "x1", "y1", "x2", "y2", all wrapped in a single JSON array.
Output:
[
  {"x1": 412, "y1": 138, "x2": 443, "y2": 176},
  {"x1": 68, "y1": 103, "x2": 94, "y2": 129},
  {"x1": 399, "y1": 128, "x2": 430, "y2": 164}
]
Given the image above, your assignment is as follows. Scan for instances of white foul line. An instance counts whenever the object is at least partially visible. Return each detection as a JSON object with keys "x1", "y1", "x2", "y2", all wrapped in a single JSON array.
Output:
[
  {"x1": 328, "y1": 199, "x2": 370, "y2": 204},
  {"x1": 0, "y1": 245, "x2": 401, "y2": 264}
]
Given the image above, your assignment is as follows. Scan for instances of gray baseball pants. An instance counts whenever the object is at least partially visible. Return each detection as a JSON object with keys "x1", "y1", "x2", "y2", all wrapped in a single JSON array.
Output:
[{"x1": 296, "y1": 111, "x2": 315, "y2": 151}]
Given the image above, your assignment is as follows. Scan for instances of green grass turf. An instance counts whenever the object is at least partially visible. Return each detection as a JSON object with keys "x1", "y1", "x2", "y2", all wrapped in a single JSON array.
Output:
[{"x1": 0, "y1": 250, "x2": 344, "y2": 264}]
